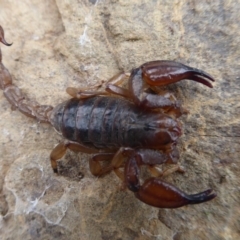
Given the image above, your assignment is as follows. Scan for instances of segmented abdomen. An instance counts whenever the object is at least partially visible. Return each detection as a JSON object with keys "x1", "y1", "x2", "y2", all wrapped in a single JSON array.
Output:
[{"x1": 58, "y1": 96, "x2": 143, "y2": 149}]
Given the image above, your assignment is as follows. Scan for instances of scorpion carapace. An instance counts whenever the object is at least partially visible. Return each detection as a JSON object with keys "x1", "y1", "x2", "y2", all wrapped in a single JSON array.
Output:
[{"x1": 0, "y1": 25, "x2": 216, "y2": 209}]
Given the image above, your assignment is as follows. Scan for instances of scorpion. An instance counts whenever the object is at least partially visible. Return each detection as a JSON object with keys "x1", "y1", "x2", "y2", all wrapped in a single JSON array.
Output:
[{"x1": 0, "y1": 25, "x2": 216, "y2": 208}]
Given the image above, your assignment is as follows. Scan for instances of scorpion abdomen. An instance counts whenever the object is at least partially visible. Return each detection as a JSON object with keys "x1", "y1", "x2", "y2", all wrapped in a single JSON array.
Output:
[{"x1": 50, "y1": 96, "x2": 180, "y2": 150}]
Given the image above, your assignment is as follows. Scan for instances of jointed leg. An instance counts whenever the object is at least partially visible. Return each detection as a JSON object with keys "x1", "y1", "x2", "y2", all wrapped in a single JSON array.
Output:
[
  {"x1": 89, "y1": 147, "x2": 128, "y2": 179},
  {"x1": 66, "y1": 72, "x2": 131, "y2": 99},
  {"x1": 50, "y1": 140, "x2": 101, "y2": 173},
  {"x1": 89, "y1": 153, "x2": 115, "y2": 176},
  {"x1": 147, "y1": 144, "x2": 184, "y2": 178},
  {"x1": 147, "y1": 144, "x2": 184, "y2": 180},
  {"x1": 105, "y1": 72, "x2": 132, "y2": 99},
  {"x1": 105, "y1": 84, "x2": 132, "y2": 99},
  {"x1": 148, "y1": 164, "x2": 185, "y2": 178},
  {"x1": 106, "y1": 72, "x2": 130, "y2": 85},
  {"x1": 66, "y1": 87, "x2": 109, "y2": 99}
]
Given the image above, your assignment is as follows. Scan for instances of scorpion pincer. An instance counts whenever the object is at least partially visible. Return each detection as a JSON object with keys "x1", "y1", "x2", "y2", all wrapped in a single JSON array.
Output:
[{"x1": 0, "y1": 25, "x2": 216, "y2": 208}]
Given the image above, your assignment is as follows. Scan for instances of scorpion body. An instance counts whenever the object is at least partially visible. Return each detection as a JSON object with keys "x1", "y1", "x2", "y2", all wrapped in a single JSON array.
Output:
[
  {"x1": 0, "y1": 25, "x2": 217, "y2": 209},
  {"x1": 50, "y1": 96, "x2": 181, "y2": 149}
]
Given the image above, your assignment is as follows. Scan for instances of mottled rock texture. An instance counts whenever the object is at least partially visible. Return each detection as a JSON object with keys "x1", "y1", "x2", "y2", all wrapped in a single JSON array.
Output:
[{"x1": 0, "y1": 0, "x2": 240, "y2": 239}]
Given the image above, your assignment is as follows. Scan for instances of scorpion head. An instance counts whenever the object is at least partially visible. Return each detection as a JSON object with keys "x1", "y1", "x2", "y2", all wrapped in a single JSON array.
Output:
[{"x1": 143, "y1": 113, "x2": 182, "y2": 148}]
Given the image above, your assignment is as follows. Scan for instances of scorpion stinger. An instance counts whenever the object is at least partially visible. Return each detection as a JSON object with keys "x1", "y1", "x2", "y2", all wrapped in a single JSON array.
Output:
[{"x1": 0, "y1": 25, "x2": 12, "y2": 47}]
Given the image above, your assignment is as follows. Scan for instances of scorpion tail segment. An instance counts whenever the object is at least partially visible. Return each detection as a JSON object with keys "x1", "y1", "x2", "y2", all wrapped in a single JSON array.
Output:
[
  {"x1": 134, "y1": 178, "x2": 216, "y2": 208},
  {"x1": 0, "y1": 25, "x2": 12, "y2": 46},
  {"x1": 140, "y1": 60, "x2": 215, "y2": 88},
  {"x1": 0, "y1": 25, "x2": 13, "y2": 90},
  {"x1": 0, "y1": 62, "x2": 13, "y2": 90},
  {"x1": 0, "y1": 25, "x2": 53, "y2": 122}
]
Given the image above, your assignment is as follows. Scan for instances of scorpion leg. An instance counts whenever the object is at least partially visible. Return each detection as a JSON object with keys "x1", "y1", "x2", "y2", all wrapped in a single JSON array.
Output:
[
  {"x1": 66, "y1": 72, "x2": 131, "y2": 99},
  {"x1": 0, "y1": 25, "x2": 53, "y2": 123},
  {"x1": 105, "y1": 84, "x2": 132, "y2": 99},
  {"x1": 50, "y1": 140, "x2": 101, "y2": 173},
  {"x1": 148, "y1": 144, "x2": 184, "y2": 177},
  {"x1": 89, "y1": 153, "x2": 115, "y2": 176},
  {"x1": 106, "y1": 72, "x2": 130, "y2": 86},
  {"x1": 66, "y1": 87, "x2": 109, "y2": 99},
  {"x1": 124, "y1": 149, "x2": 216, "y2": 208},
  {"x1": 90, "y1": 147, "x2": 127, "y2": 180},
  {"x1": 105, "y1": 72, "x2": 132, "y2": 99},
  {"x1": 128, "y1": 61, "x2": 215, "y2": 111},
  {"x1": 148, "y1": 164, "x2": 185, "y2": 178}
]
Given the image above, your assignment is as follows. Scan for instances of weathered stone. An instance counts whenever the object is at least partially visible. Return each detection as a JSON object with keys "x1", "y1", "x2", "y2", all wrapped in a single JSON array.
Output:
[{"x1": 0, "y1": 0, "x2": 239, "y2": 239}]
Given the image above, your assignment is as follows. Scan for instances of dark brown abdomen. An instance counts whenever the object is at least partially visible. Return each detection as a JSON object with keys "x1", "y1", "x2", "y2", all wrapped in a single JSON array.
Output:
[
  {"x1": 54, "y1": 97, "x2": 139, "y2": 148},
  {"x1": 51, "y1": 96, "x2": 178, "y2": 149}
]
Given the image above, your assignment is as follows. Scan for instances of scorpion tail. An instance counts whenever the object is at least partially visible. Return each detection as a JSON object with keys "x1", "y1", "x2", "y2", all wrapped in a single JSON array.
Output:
[
  {"x1": 0, "y1": 25, "x2": 53, "y2": 122},
  {"x1": 0, "y1": 25, "x2": 13, "y2": 90}
]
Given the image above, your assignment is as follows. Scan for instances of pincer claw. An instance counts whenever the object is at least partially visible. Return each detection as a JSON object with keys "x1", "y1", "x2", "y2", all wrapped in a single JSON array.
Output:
[
  {"x1": 141, "y1": 60, "x2": 215, "y2": 88},
  {"x1": 134, "y1": 177, "x2": 217, "y2": 208}
]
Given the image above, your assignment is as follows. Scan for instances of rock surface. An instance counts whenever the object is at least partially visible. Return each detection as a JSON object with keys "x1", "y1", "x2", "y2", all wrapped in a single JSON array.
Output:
[{"x1": 0, "y1": 0, "x2": 239, "y2": 239}]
